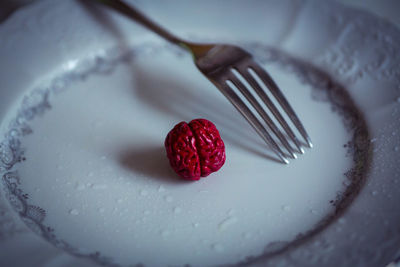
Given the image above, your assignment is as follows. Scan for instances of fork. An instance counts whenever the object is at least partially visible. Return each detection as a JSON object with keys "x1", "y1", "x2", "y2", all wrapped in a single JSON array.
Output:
[{"x1": 95, "y1": 0, "x2": 312, "y2": 164}]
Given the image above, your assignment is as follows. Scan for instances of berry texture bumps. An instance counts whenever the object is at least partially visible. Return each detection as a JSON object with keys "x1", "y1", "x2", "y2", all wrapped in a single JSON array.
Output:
[{"x1": 165, "y1": 119, "x2": 225, "y2": 180}]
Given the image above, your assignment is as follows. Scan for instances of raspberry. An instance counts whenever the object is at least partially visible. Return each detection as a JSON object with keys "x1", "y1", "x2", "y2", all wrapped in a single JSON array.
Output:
[{"x1": 165, "y1": 119, "x2": 225, "y2": 180}]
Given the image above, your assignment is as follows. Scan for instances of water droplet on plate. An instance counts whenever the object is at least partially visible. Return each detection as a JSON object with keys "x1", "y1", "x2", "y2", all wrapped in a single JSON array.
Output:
[
  {"x1": 371, "y1": 191, "x2": 378, "y2": 196},
  {"x1": 143, "y1": 210, "x2": 150, "y2": 215},
  {"x1": 282, "y1": 205, "x2": 291, "y2": 211},
  {"x1": 74, "y1": 183, "x2": 86, "y2": 191},
  {"x1": 91, "y1": 184, "x2": 107, "y2": 190},
  {"x1": 158, "y1": 185, "x2": 166, "y2": 192},
  {"x1": 212, "y1": 243, "x2": 224, "y2": 253},
  {"x1": 69, "y1": 209, "x2": 79, "y2": 215},
  {"x1": 243, "y1": 232, "x2": 252, "y2": 239},
  {"x1": 310, "y1": 209, "x2": 317, "y2": 214},
  {"x1": 343, "y1": 180, "x2": 351, "y2": 186},
  {"x1": 160, "y1": 229, "x2": 170, "y2": 238},
  {"x1": 218, "y1": 216, "x2": 238, "y2": 231},
  {"x1": 227, "y1": 209, "x2": 235, "y2": 216},
  {"x1": 193, "y1": 223, "x2": 200, "y2": 228},
  {"x1": 171, "y1": 206, "x2": 182, "y2": 214}
]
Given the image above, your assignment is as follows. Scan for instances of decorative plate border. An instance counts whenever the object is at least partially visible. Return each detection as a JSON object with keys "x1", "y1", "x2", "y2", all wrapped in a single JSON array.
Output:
[{"x1": 0, "y1": 43, "x2": 371, "y2": 267}]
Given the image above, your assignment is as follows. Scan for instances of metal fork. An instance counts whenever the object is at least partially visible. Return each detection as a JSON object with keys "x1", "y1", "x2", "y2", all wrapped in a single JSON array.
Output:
[{"x1": 95, "y1": 0, "x2": 312, "y2": 164}]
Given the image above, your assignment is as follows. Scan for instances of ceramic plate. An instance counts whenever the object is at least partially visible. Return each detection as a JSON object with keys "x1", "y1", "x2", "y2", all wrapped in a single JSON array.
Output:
[{"x1": 0, "y1": 1, "x2": 399, "y2": 266}]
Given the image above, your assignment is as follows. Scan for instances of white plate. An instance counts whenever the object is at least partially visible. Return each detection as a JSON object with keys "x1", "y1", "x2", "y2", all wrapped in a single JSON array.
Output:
[{"x1": 0, "y1": 1, "x2": 399, "y2": 266}]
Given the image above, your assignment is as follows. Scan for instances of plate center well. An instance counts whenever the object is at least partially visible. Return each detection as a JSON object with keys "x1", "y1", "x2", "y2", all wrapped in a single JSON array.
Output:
[{"x1": 1, "y1": 45, "x2": 369, "y2": 266}]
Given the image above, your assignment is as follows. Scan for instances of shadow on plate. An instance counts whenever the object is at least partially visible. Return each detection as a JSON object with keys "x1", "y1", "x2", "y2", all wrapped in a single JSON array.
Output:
[
  {"x1": 80, "y1": 0, "x2": 280, "y2": 163},
  {"x1": 130, "y1": 64, "x2": 281, "y2": 163},
  {"x1": 118, "y1": 145, "x2": 188, "y2": 184}
]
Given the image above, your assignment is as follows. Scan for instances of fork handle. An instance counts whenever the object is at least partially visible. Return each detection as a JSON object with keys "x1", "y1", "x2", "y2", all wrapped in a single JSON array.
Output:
[
  {"x1": 96, "y1": 0, "x2": 187, "y2": 46},
  {"x1": 94, "y1": 0, "x2": 214, "y2": 58}
]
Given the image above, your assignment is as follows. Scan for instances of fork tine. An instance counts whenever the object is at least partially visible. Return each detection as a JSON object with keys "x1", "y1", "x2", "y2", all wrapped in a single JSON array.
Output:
[
  {"x1": 249, "y1": 64, "x2": 313, "y2": 148},
  {"x1": 216, "y1": 81, "x2": 289, "y2": 164},
  {"x1": 237, "y1": 65, "x2": 304, "y2": 154},
  {"x1": 228, "y1": 72, "x2": 297, "y2": 159}
]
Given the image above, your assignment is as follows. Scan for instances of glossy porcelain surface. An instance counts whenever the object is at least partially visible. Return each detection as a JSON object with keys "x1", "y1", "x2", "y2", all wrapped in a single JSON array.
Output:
[{"x1": 0, "y1": 1, "x2": 399, "y2": 266}]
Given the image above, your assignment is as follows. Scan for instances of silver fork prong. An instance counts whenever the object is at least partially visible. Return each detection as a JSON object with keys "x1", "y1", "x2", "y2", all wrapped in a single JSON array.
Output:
[
  {"x1": 216, "y1": 81, "x2": 289, "y2": 164},
  {"x1": 228, "y1": 71, "x2": 297, "y2": 159},
  {"x1": 249, "y1": 64, "x2": 313, "y2": 148},
  {"x1": 238, "y1": 64, "x2": 304, "y2": 154}
]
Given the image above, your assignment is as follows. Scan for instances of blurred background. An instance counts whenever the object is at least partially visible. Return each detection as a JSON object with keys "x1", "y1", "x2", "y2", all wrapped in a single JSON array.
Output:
[{"x1": 1, "y1": 0, "x2": 400, "y2": 27}]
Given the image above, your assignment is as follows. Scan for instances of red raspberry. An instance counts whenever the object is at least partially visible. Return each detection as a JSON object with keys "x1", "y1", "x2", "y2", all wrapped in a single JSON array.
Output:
[{"x1": 165, "y1": 119, "x2": 225, "y2": 180}]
